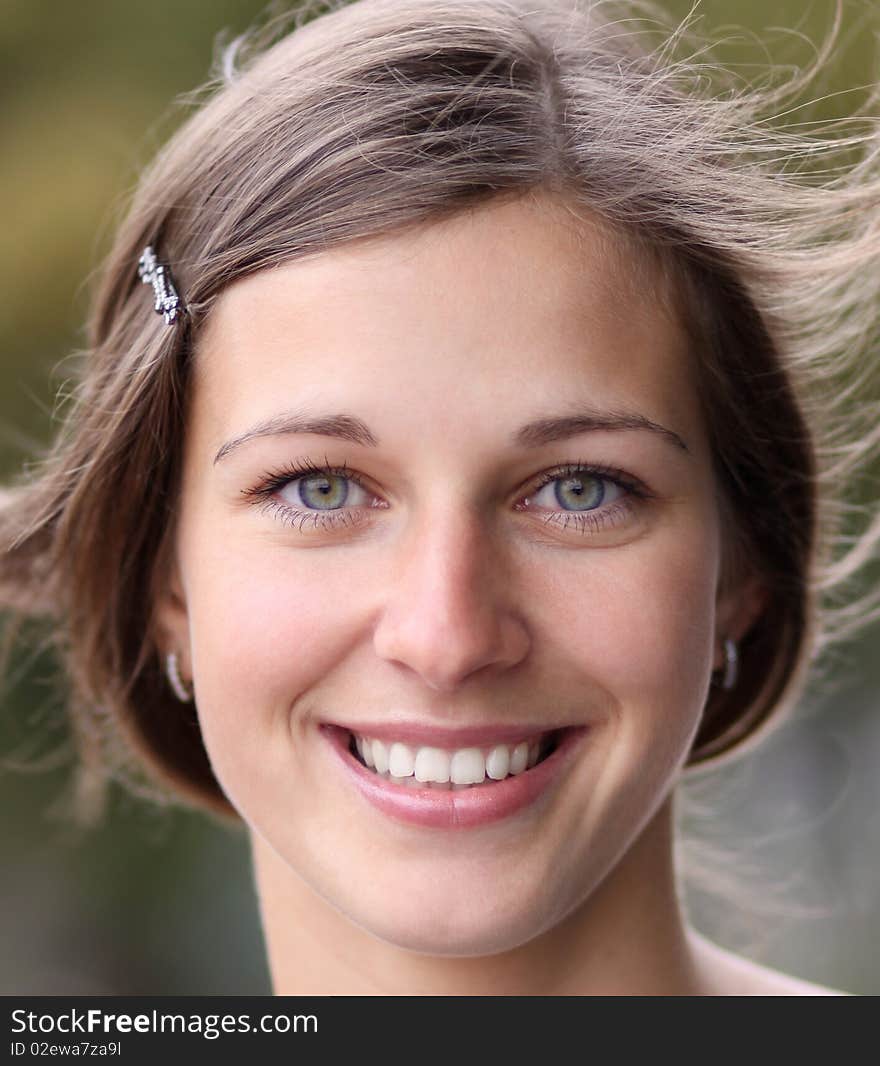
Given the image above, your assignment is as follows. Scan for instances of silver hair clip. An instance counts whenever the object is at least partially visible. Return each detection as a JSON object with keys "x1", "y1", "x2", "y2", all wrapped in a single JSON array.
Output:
[{"x1": 138, "y1": 245, "x2": 182, "y2": 325}]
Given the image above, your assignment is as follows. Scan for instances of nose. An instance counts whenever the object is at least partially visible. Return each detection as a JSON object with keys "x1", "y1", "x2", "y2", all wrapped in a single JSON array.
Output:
[{"x1": 372, "y1": 503, "x2": 530, "y2": 693}]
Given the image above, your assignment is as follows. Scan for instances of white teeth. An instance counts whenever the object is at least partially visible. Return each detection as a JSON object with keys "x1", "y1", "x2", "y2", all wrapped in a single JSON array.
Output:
[
  {"x1": 450, "y1": 748, "x2": 486, "y2": 785},
  {"x1": 388, "y1": 742, "x2": 415, "y2": 777},
  {"x1": 509, "y1": 742, "x2": 529, "y2": 775},
  {"x1": 371, "y1": 739, "x2": 389, "y2": 774},
  {"x1": 414, "y1": 746, "x2": 450, "y2": 783},
  {"x1": 485, "y1": 744, "x2": 511, "y2": 781},
  {"x1": 351, "y1": 732, "x2": 555, "y2": 786}
]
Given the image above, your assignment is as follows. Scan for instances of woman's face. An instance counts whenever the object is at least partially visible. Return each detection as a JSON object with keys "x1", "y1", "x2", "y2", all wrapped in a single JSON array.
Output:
[{"x1": 160, "y1": 192, "x2": 744, "y2": 955}]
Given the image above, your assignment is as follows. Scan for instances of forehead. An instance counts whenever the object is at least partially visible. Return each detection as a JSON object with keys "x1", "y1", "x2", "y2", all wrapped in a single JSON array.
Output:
[{"x1": 193, "y1": 192, "x2": 702, "y2": 459}]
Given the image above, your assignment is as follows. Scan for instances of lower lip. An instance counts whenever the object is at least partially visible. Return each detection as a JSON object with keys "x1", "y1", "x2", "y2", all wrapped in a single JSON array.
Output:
[{"x1": 321, "y1": 724, "x2": 587, "y2": 829}]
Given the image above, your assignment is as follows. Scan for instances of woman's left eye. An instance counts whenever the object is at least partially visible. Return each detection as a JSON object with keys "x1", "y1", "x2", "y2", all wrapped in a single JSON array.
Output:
[
  {"x1": 514, "y1": 462, "x2": 646, "y2": 536},
  {"x1": 241, "y1": 458, "x2": 648, "y2": 536},
  {"x1": 524, "y1": 467, "x2": 625, "y2": 513}
]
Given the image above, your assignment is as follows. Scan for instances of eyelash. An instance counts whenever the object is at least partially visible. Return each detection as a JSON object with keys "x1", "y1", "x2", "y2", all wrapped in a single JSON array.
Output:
[{"x1": 240, "y1": 454, "x2": 653, "y2": 536}]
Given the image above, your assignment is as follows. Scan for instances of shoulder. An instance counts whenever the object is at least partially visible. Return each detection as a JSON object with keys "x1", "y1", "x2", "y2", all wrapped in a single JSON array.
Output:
[{"x1": 686, "y1": 928, "x2": 851, "y2": 997}]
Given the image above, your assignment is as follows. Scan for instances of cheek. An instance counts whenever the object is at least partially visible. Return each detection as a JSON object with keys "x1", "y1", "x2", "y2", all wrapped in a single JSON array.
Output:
[
  {"x1": 190, "y1": 552, "x2": 354, "y2": 696},
  {"x1": 544, "y1": 515, "x2": 719, "y2": 750},
  {"x1": 179, "y1": 532, "x2": 364, "y2": 803},
  {"x1": 523, "y1": 514, "x2": 721, "y2": 905}
]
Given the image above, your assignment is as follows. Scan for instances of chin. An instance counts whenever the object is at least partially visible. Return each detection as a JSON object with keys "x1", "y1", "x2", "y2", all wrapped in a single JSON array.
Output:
[
  {"x1": 356, "y1": 912, "x2": 544, "y2": 958},
  {"x1": 336, "y1": 873, "x2": 569, "y2": 958}
]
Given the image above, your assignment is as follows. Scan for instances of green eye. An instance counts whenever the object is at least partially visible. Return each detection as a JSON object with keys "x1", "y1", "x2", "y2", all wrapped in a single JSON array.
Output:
[{"x1": 296, "y1": 473, "x2": 352, "y2": 510}]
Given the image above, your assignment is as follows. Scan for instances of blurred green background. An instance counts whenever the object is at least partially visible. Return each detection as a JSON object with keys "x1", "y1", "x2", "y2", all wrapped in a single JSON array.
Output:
[{"x1": 1, "y1": 0, "x2": 878, "y2": 995}]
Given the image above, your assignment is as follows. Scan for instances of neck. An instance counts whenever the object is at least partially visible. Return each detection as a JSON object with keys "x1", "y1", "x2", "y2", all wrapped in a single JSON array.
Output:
[{"x1": 251, "y1": 793, "x2": 702, "y2": 996}]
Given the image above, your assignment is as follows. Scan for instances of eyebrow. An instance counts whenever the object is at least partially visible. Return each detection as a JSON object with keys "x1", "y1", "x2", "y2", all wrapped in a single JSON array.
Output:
[{"x1": 213, "y1": 407, "x2": 691, "y2": 465}]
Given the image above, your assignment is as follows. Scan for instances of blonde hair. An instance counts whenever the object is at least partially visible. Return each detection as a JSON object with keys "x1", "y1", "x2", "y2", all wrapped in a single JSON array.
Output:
[{"x1": 1, "y1": 0, "x2": 879, "y2": 822}]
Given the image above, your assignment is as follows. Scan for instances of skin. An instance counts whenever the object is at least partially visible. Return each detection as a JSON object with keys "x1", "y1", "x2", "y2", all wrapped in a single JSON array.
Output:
[{"x1": 155, "y1": 189, "x2": 839, "y2": 994}]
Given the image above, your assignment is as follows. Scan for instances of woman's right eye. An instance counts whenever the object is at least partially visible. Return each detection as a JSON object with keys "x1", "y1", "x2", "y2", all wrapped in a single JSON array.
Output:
[
  {"x1": 241, "y1": 461, "x2": 380, "y2": 533},
  {"x1": 277, "y1": 471, "x2": 373, "y2": 513}
]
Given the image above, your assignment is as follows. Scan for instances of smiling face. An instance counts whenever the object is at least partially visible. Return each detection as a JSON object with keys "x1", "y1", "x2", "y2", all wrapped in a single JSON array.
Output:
[{"x1": 156, "y1": 191, "x2": 755, "y2": 956}]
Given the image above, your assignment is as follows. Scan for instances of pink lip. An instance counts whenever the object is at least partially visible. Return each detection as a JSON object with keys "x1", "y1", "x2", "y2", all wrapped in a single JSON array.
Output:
[
  {"x1": 321, "y1": 724, "x2": 587, "y2": 829},
  {"x1": 323, "y1": 719, "x2": 564, "y2": 749}
]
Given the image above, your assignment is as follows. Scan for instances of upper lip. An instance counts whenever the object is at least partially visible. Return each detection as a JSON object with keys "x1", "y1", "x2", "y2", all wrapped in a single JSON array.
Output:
[{"x1": 322, "y1": 719, "x2": 576, "y2": 749}]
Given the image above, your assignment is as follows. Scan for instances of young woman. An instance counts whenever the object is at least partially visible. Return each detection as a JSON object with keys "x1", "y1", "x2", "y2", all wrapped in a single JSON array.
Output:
[{"x1": 2, "y1": 0, "x2": 878, "y2": 994}]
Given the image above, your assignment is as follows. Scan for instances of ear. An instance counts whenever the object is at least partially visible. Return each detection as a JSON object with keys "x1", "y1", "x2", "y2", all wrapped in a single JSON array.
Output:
[
  {"x1": 151, "y1": 545, "x2": 192, "y2": 677},
  {"x1": 713, "y1": 570, "x2": 768, "y2": 671}
]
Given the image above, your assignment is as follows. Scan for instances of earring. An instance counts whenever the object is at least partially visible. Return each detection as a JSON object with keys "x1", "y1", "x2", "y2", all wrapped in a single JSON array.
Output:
[
  {"x1": 166, "y1": 650, "x2": 193, "y2": 702},
  {"x1": 720, "y1": 637, "x2": 738, "y2": 691}
]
